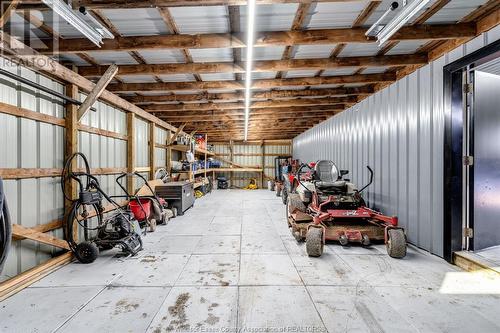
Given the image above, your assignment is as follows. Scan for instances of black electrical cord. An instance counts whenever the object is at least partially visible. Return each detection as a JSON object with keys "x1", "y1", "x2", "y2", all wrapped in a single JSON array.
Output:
[{"x1": 0, "y1": 177, "x2": 12, "y2": 274}]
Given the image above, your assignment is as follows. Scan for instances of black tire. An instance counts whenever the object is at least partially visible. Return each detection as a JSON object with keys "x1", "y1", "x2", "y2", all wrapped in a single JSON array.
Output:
[
  {"x1": 306, "y1": 228, "x2": 323, "y2": 257},
  {"x1": 281, "y1": 187, "x2": 288, "y2": 205},
  {"x1": 361, "y1": 234, "x2": 371, "y2": 246},
  {"x1": 288, "y1": 194, "x2": 306, "y2": 215},
  {"x1": 75, "y1": 241, "x2": 99, "y2": 264},
  {"x1": 386, "y1": 229, "x2": 407, "y2": 258},
  {"x1": 339, "y1": 234, "x2": 348, "y2": 246}
]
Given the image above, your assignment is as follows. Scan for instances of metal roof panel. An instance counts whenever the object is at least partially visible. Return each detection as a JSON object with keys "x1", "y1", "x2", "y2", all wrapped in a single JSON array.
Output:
[{"x1": 168, "y1": 6, "x2": 230, "y2": 34}]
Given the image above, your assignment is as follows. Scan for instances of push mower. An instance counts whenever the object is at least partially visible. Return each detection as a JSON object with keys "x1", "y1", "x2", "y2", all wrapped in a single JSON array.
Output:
[
  {"x1": 61, "y1": 153, "x2": 143, "y2": 264},
  {"x1": 115, "y1": 172, "x2": 175, "y2": 230},
  {"x1": 286, "y1": 160, "x2": 406, "y2": 258}
]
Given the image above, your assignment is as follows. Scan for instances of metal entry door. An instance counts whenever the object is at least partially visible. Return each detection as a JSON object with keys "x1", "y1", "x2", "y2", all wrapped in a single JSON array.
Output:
[{"x1": 472, "y1": 69, "x2": 500, "y2": 251}]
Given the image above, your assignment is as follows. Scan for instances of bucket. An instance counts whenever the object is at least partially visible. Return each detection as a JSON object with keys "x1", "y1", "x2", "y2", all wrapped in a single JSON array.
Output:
[{"x1": 129, "y1": 199, "x2": 151, "y2": 221}]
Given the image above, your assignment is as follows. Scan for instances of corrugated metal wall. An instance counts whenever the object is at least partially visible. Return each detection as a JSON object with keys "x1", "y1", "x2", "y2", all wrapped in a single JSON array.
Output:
[
  {"x1": 79, "y1": 93, "x2": 128, "y2": 197},
  {"x1": 293, "y1": 26, "x2": 500, "y2": 257},
  {"x1": 0, "y1": 61, "x2": 171, "y2": 281},
  {"x1": 0, "y1": 61, "x2": 66, "y2": 281},
  {"x1": 213, "y1": 143, "x2": 291, "y2": 188}
]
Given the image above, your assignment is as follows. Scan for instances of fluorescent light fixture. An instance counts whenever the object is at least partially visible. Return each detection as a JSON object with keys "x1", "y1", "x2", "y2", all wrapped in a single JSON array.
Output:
[
  {"x1": 376, "y1": 0, "x2": 431, "y2": 46},
  {"x1": 365, "y1": 1, "x2": 399, "y2": 37},
  {"x1": 42, "y1": 0, "x2": 114, "y2": 47},
  {"x1": 244, "y1": 0, "x2": 256, "y2": 141}
]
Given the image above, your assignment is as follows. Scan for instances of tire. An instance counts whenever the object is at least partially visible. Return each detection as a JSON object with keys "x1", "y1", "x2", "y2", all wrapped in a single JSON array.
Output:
[
  {"x1": 172, "y1": 207, "x2": 178, "y2": 218},
  {"x1": 149, "y1": 219, "x2": 157, "y2": 232},
  {"x1": 276, "y1": 186, "x2": 282, "y2": 197},
  {"x1": 281, "y1": 187, "x2": 288, "y2": 205},
  {"x1": 361, "y1": 234, "x2": 370, "y2": 246},
  {"x1": 306, "y1": 228, "x2": 323, "y2": 257},
  {"x1": 75, "y1": 241, "x2": 99, "y2": 264},
  {"x1": 339, "y1": 234, "x2": 348, "y2": 246},
  {"x1": 386, "y1": 229, "x2": 407, "y2": 258},
  {"x1": 288, "y1": 194, "x2": 306, "y2": 215}
]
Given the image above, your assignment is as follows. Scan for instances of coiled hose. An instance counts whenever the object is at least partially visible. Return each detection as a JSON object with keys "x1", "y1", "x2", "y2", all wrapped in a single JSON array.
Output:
[{"x1": 0, "y1": 177, "x2": 12, "y2": 274}]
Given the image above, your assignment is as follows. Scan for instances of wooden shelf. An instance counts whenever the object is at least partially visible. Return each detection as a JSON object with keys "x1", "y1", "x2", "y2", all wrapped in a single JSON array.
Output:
[{"x1": 168, "y1": 144, "x2": 214, "y2": 156}]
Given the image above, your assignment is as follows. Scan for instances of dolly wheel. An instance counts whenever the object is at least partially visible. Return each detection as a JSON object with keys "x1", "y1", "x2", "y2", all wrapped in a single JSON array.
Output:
[
  {"x1": 149, "y1": 219, "x2": 157, "y2": 232},
  {"x1": 282, "y1": 187, "x2": 288, "y2": 205},
  {"x1": 75, "y1": 241, "x2": 99, "y2": 264},
  {"x1": 306, "y1": 228, "x2": 324, "y2": 257},
  {"x1": 386, "y1": 229, "x2": 407, "y2": 258}
]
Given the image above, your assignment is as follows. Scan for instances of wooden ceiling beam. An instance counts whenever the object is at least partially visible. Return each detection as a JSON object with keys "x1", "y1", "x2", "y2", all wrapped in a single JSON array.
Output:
[
  {"x1": 143, "y1": 96, "x2": 357, "y2": 112},
  {"x1": 71, "y1": 1, "x2": 364, "y2": 9},
  {"x1": 108, "y1": 73, "x2": 395, "y2": 92},
  {"x1": 150, "y1": 105, "x2": 346, "y2": 117},
  {"x1": 126, "y1": 86, "x2": 373, "y2": 104},
  {"x1": 276, "y1": 3, "x2": 312, "y2": 79},
  {"x1": 40, "y1": 24, "x2": 476, "y2": 54},
  {"x1": 78, "y1": 54, "x2": 427, "y2": 77}
]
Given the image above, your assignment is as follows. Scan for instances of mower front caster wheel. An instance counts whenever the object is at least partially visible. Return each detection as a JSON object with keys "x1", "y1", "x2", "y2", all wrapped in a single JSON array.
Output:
[
  {"x1": 75, "y1": 241, "x2": 99, "y2": 264},
  {"x1": 386, "y1": 229, "x2": 407, "y2": 258},
  {"x1": 339, "y1": 234, "x2": 349, "y2": 246},
  {"x1": 306, "y1": 228, "x2": 324, "y2": 257}
]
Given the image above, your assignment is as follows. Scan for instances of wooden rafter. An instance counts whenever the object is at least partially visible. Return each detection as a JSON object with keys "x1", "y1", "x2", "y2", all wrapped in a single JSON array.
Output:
[
  {"x1": 276, "y1": 3, "x2": 311, "y2": 79},
  {"x1": 316, "y1": 0, "x2": 381, "y2": 77},
  {"x1": 143, "y1": 96, "x2": 357, "y2": 112},
  {"x1": 40, "y1": 24, "x2": 476, "y2": 54},
  {"x1": 78, "y1": 53, "x2": 427, "y2": 77},
  {"x1": 0, "y1": 0, "x2": 20, "y2": 27},
  {"x1": 126, "y1": 86, "x2": 373, "y2": 104},
  {"x1": 107, "y1": 73, "x2": 395, "y2": 92},
  {"x1": 72, "y1": 0, "x2": 365, "y2": 9},
  {"x1": 158, "y1": 7, "x2": 202, "y2": 82},
  {"x1": 77, "y1": 64, "x2": 118, "y2": 120}
]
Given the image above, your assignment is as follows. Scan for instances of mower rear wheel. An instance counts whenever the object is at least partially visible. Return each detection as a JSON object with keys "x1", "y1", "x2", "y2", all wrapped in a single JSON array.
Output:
[
  {"x1": 306, "y1": 228, "x2": 323, "y2": 257},
  {"x1": 288, "y1": 194, "x2": 306, "y2": 215},
  {"x1": 386, "y1": 229, "x2": 407, "y2": 258},
  {"x1": 75, "y1": 241, "x2": 99, "y2": 264},
  {"x1": 282, "y1": 187, "x2": 288, "y2": 205}
]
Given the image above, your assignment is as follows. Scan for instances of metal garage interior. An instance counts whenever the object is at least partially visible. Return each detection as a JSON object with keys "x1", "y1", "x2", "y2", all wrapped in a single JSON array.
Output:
[{"x1": 0, "y1": 0, "x2": 500, "y2": 332}]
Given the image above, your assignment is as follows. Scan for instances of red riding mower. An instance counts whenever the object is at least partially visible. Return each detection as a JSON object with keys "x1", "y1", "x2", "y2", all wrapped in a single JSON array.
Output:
[{"x1": 286, "y1": 160, "x2": 407, "y2": 258}]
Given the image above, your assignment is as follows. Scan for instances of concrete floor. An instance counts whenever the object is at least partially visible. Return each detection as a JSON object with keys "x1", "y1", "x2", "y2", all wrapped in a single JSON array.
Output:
[{"x1": 2, "y1": 189, "x2": 500, "y2": 332}]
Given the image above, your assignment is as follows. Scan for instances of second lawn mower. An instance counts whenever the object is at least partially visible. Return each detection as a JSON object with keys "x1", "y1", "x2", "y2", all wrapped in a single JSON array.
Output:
[{"x1": 286, "y1": 160, "x2": 407, "y2": 258}]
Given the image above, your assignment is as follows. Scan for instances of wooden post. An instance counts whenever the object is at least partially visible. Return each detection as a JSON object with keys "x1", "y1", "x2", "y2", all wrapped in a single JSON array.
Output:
[
  {"x1": 64, "y1": 78, "x2": 78, "y2": 243},
  {"x1": 166, "y1": 130, "x2": 172, "y2": 174},
  {"x1": 229, "y1": 140, "x2": 234, "y2": 188},
  {"x1": 261, "y1": 141, "x2": 265, "y2": 189},
  {"x1": 149, "y1": 122, "x2": 155, "y2": 180},
  {"x1": 126, "y1": 113, "x2": 136, "y2": 194}
]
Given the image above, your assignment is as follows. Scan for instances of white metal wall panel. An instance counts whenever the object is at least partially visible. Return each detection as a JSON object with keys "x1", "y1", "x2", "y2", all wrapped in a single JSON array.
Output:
[
  {"x1": 293, "y1": 29, "x2": 500, "y2": 257},
  {"x1": 135, "y1": 118, "x2": 149, "y2": 168},
  {"x1": 0, "y1": 62, "x2": 66, "y2": 281}
]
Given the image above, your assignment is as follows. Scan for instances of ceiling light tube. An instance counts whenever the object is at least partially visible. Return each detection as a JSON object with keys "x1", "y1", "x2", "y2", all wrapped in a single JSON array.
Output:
[
  {"x1": 365, "y1": 1, "x2": 399, "y2": 37},
  {"x1": 42, "y1": 0, "x2": 113, "y2": 47},
  {"x1": 244, "y1": 0, "x2": 256, "y2": 141},
  {"x1": 377, "y1": 0, "x2": 431, "y2": 46}
]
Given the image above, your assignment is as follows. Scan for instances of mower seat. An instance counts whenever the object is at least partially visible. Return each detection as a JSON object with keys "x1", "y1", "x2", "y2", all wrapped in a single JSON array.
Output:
[{"x1": 316, "y1": 180, "x2": 347, "y2": 193}]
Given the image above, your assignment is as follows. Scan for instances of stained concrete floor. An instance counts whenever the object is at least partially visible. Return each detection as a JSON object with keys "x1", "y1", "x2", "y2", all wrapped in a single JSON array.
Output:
[{"x1": 2, "y1": 189, "x2": 500, "y2": 333}]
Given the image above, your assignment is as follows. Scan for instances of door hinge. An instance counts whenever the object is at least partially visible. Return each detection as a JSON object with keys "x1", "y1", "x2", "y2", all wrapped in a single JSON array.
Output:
[
  {"x1": 463, "y1": 155, "x2": 474, "y2": 166},
  {"x1": 463, "y1": 83, "x2": 473, "y2": 94},
  {"x1": 463, "y1": 227, "x2": 474, "y2": 238}
]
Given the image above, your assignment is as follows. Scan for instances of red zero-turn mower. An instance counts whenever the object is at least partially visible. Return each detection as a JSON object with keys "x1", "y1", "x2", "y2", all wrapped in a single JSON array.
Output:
[{"x1": 286, "y1": 160, "x2": 407, "y2": 258}]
